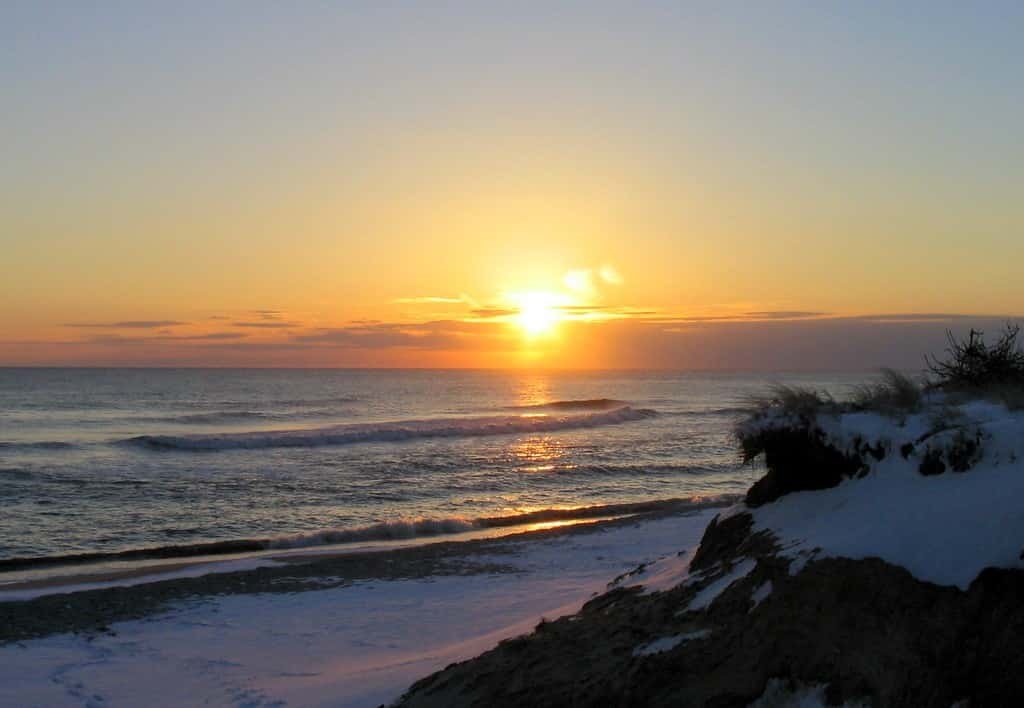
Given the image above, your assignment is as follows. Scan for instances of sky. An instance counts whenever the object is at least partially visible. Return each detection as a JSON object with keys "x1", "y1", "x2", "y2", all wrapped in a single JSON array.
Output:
[{"x1": 2, "y1": 2, "x2": 1023, "y2": 369}]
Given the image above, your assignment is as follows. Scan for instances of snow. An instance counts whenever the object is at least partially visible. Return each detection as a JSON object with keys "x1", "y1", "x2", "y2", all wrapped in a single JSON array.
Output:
[
  {"x1": 633, "y1": 552, "x2": 694, "y2": 595},
  {"x1": 747, "y1": 678, "x2": 872, "y2": 707},
  {"x1": 747, "y1": 679, "x2": 829, "y2": 708},
  {"x1": 0, "y1": 510, "x2": 716, "y2": 708},
  {"x1": 687, "y1": 558, "x2": 756, "y2": 611},
  {"x1": 750, "y1": 580, "x2": 773, "y2": 609},
  {"x1": 632, "y1": 630, "x2": 710, "y2": 657},
  {"x1": 751, "y1": 400, "x2": 1024, "y2": 590}
]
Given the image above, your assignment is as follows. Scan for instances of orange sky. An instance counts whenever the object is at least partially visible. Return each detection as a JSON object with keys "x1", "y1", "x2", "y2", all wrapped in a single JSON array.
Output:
[{"x1": 3, "y1": 4, "x2": 1023, "y2": 368}]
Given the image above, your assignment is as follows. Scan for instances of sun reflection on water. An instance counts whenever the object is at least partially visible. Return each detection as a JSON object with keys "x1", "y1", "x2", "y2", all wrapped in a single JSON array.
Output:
[{"x1": 508, "y1": 435, "x2": 566, "y2": 473}]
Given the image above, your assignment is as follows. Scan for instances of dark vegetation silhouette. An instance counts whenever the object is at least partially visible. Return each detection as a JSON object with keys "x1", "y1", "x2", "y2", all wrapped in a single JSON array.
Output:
[
  {"x1": 740, "y1": 323, "x2": 1024, "y2": 434},
  {"x1": 925, "y1": 324, "x2": 1024, "y2": 390},
  {"x1": 737, "y1": 325, "x2": 1024, "y2": 505}
]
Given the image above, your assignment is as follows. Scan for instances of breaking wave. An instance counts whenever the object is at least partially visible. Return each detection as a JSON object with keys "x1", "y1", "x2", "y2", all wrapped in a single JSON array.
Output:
[
  {"x1": 505, "y1": 398, "x2": 629, "y2": 412},
  {"x1": 123, "y1": 406, "x2": 658, "y2": 451},
  {"x1": 0, "y1": 495, "x2": 739, "y2": 572}
]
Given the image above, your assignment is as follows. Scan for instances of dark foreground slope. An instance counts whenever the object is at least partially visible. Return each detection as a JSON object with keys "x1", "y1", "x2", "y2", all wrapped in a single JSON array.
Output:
[
  {"x1": 398, "y1": 395, "x2": 1024, "y2": 707},
  {"x1": 397, "y1": 511, "x2": 1024, "y2": 707}
]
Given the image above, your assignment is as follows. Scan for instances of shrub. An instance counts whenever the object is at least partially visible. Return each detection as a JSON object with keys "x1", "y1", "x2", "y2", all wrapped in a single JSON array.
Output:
[
  {"x1": 743, "y1": 427, "x2": 867, "y2": 507},
  {"x1": 925, "y1": 324, "x2": 1024, "y2": 390},
  {"x1": 917, "y1": 429, "x2": 983, "y2": 476}
]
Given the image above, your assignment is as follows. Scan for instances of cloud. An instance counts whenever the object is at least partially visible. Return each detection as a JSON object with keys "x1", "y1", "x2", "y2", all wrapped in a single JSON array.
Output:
[
  {"x1": 15, "y1": 311, "x2": 1023, "y2": 368},
  {"x1": 556, "y1": 305, "x2": 613, "y2": 313},
  {"x1": 599, "y1": 264, "x2": 623, "y2": 285},
  {"x1": 173, "y1": 332, "x2": 249, "y2": 341},
  {"x1": 563, "y1": 265, "x2": 623, "y2": 296},
  {"x1": 843, "y1": 313, "x2": 982, "y2": 324},
  {"x1": 643, "y1": 311, "x2": 829, "y2": 324},
  {"x1": 563, "y1": 269, "x2": 596, "y2": 295},
  {"x1": 65, "y1": 320, "x2": 188, "y2": 329},
  {"x1": 231, "y1": 321, "x2": 300, "y2": 329},
  {"x1": 84, "y1": 332, "x2": 248, "y2": 345},
  {"x1": 393, "y1": 296, "x2": 467, "y2": 304},
  {"x1": 470, "y1": 307, "x2": 518, "y2": 319},
  {"x1": 743, "y1": 311, "x2": 828, "y2": 320},
  {"x1": 292, "y1": 320, "x2": 509, "y2": 350},
  {"x1": 250, "y1": 309, "x2": 284, "y2": 320}
]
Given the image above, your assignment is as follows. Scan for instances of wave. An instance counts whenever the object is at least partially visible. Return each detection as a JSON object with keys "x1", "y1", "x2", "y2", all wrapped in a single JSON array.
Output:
[
  {"x1": 506, "y1": 398, "x2": 629, "y2": 412},
  {"x1": 703, "y1": 406, "x2": 751, "y2": 416},
  {"x1": 0, "y1": 441, "x2": 77, "y2": 451},
  {"x1": 269, "y1": 517, "x2": 478, "y2": 548},
  {"x1": 532, "y1": 461, "x2": 738, "y2": 478},
  {"x1": 0, "y1": 495, "x2": 739, "y2": 573},
  {"x1": 151, "y1": 409, "x2": 338, "y2": 425},
  {"x1": 0, "y1": 467, "x2": 34, "y2": 480},
  {"x1": 268, "y1": 497, "x2": 735, "y2": 548},
  {"x1": 123, "y1": 406, "x2": 657, "y2": 451}
]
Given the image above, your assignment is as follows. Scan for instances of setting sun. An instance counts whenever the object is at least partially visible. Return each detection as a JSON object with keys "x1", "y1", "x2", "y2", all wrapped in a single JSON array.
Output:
[{"x1": 512, "y1": 292, "x2": 563, "y2": 337}]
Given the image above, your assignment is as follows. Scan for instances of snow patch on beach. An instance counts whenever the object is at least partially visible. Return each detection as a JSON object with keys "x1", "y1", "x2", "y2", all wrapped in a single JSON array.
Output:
[{"x1": 0, "y1": 510, "x2": 715, "y2": 708}]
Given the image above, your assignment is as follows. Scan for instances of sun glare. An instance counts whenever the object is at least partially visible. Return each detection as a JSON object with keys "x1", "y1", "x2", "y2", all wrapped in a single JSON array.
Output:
[{"x1": 513, "y1": 292, "x2": 562, "y2": 337}]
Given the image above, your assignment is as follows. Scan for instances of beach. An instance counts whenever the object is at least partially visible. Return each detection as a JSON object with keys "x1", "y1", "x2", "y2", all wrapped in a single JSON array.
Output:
[{"x1": 0, "y1": 507, "x2": 718, "y2": 707}]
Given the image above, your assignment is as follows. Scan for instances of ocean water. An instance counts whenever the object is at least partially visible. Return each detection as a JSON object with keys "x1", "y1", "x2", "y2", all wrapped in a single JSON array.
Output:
[{"x1": 0, "y1": 368, "x2": 864, "y2": 565}]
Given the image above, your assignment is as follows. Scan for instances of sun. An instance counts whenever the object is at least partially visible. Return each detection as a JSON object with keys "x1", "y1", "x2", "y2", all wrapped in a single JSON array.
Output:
[{"x1": 513, "y1": 292, "x2": 561, "y2": 337}]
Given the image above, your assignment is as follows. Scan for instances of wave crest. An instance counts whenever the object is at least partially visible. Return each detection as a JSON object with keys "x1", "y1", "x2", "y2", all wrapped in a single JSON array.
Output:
[
  {"x1": 505, "y1": 398, "x2": 628, "y2": 411},
  {"x1": 0, "y1": 496, "x2": 740, "y2": 572},
  {"x1": 270, "y1": 497, "x2": 740, "y2": 549},
  {"x1": 124, "y1": 406, "x2": 657, "y2": 451},
  {"x1": 269, "y1": 517, "x2": 478, "y2": 548}
]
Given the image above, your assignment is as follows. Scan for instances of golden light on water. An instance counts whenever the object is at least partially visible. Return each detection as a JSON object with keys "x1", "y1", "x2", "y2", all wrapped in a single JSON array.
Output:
[{"x1": 509, "y1": 436, "x2": 565, "y2": 473}]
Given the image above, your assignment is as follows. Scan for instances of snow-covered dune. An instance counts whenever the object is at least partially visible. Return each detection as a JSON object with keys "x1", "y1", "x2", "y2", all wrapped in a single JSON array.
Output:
[{"x1": 743, "y1": 397, "x2": 1024, "y2": 589}]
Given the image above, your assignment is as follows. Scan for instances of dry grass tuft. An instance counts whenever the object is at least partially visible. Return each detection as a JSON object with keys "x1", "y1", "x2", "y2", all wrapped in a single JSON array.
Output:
[
  {"x1": 744, "y1": 384, "x2": 836, "y2": 421},
  {"x1": 849, "y1": 369, "x2": 923, "y2": 414}
]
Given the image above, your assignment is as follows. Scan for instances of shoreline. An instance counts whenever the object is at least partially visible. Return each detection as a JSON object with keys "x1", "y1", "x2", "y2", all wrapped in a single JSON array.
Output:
[
  {"x1": 0, "y1": 496, "x2": 734, "y2": 576},
  {"x1": 0, "y1": 515, "x2": 631, "y2": 599},
  {"x1": 0, "y1": 503, "x2": 730, "y2": 644}
]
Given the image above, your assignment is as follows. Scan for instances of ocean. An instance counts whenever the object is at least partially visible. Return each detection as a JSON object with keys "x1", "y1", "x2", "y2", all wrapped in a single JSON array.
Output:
[{"x1": 0, "y1": 368, "x2": 863, "y2": 567}]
